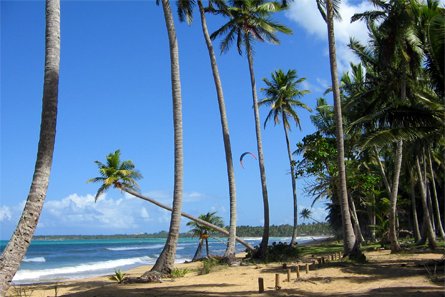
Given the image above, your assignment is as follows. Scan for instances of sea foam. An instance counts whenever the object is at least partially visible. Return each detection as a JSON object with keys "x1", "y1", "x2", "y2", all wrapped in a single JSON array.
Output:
[
  {"x1": 13, "y1": 256, "x2": 153, "y2": 282},
  {"x1": 23, "y1": 257, "x2": 46, "y2": 263}
]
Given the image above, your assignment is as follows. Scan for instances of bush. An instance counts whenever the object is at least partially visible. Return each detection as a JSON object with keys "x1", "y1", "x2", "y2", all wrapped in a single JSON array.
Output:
[
  {"x1": 110, "y1": 269, "x2": 126, "y2": 284},
  {"x1": 171, "y1": 267, "x2": 190, "y2": 278},
  {"x1": 199, "y1": 258, "x2": 220, "y2": 275},
  {"x1": 246, "y1": 242, "x2": 300, "y2": 262}
]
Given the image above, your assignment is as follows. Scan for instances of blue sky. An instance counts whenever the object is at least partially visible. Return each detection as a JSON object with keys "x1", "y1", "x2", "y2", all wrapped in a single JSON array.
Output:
[{"x1": 2, "y1": 0, "x2": 441, "y2": 239}]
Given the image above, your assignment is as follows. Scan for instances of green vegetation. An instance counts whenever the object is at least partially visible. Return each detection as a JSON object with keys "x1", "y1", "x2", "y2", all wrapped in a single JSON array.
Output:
[
  {"x1": 170, "y1": 268, "x2": 190, "y2": 278},
  {"x1": 199, "y1": 258, "x2": 222, "y2": 275},
  {"x1": 110, "y1": 270, "x2": 126, "y2": 284}
]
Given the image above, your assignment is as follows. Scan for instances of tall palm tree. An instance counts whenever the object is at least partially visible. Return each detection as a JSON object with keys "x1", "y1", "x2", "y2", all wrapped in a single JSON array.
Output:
[
  {"x1": 0, "y1": 0, "x2": 61, "y2": 294},
  {"x1": 210, "y1": 0, "x2": 291, "y2": 258},
  {"x1": 150, "y1": 0, "x2": 184, "y2": 274},
  {"x1": 176, "y1": 0, "x2": 238, "y2": 259},
  {"x1": 317, "y1": 0, "x2": 358, "y2": 257},
  {"x1": 187, "y1": 212, "x2": 224, "y2": 260},
  {"x1": 88, "y1": 151, "x2": 254, "y2": 252},
  {"x1": 259, "y1": 69, "x2": 311, "y2": 245}
]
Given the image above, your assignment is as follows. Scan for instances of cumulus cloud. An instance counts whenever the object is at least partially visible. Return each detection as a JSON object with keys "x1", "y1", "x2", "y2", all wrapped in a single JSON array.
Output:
[
  {"x1": 0, "y1": 206, "x2": 12, "y2": 222},
  {"x1": 286, "y1": 0, "x2": 375, "y2": 72}
]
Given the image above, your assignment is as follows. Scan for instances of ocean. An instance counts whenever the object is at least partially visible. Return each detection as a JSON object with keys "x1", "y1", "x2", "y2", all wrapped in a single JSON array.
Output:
[{"x1": 0, "y1": 236, "x2": 325, "y2": 284}]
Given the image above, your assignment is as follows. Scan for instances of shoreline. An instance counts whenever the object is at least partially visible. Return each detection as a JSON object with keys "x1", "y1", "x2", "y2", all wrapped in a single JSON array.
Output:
[
  {"x1": 8, "y1": 246, "x2": 444, "y2": 297},
  {"x1": 12, "y1": 235, "x2": 333, "y2": 286}
]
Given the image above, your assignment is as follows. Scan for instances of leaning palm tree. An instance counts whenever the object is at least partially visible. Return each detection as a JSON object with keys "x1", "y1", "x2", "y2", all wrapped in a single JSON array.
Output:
[
  {"x1": 299, "y1": 208, "x2": 321, "y2": 224},
  {"x1": 176, "y1": 0, "x2": 238, "y2": 259},
  {"x1": 259, "y1": 69, "x2": 311, "y2": 246},
  {"x1": 210, "y1": 0, "x2": 291, "y2": 258},
  {"x1": 316, "y1": 0, "x2": 358, "y2": 258},
  {"x1": 88, "y1": 151, "x2": 254, "y2": 252},
  {"x1": 187, "y1": 212, "x2": 224, "y2": 260},
  {"x1": 0, "y1": 0, "x2": 60, "y2": 294}
]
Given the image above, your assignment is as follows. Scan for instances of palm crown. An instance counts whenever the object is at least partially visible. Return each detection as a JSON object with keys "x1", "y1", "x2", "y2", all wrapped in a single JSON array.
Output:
[
  {"x1": 186, "y1": 212, "x2": 224, "y2": 238},
  {"x1": 210, "y1": 0, "x2": 291, "y2": 55},
  {"x1": 87, "y1": 150, "x2": 142, "y2": 201},
  {"x1": 259, "y1": 69, "x2": 312, "y2": 130}
]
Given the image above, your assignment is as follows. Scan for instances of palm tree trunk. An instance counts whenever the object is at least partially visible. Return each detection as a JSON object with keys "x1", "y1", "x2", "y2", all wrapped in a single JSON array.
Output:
[
  {"x1": 246, "y1": 37, "x2": 270, "y2": 258},
  {"x1": 197, "y1": 0, "x2": 237, "y2": 258},
  {"x1": 125, "y1": 188, "x2": 254, "y2": 251},
  {"x1": 205, "y1": 238, "x2": 210, "y2": 257},
  {"x1": 373, "y1": 146, "x2": 392, "y2": 196},
  {"x1": 389, "y1": 140, "x2": 403, "y2": 252},
  {"x1": 325, "y1": 0, "x2": 357, "y2": 256},
  {"x1": 0, "y1": 1, "x2": 60, "y2": 294},
  {"x1": 151, "y1": 0, "x2": 184, "y2": 275},
  {"x1": 427, "y1": 151, "x2": 445, "y2": 239},
  {"x1": 282, "y1": 114, "x2": 298, "y2": 246},
  {"x1": 415, "y1": 156, "x2": 437, "y2": 249},
  {"x1": 192, "y1": 239, "x2": 204, "y2": 261},
  {"x1": 348, "y1": 194, "x2": 364, "y2": 244},
  {"x1": 410, "y1": 174, "x2": 421, "y2": 242}
]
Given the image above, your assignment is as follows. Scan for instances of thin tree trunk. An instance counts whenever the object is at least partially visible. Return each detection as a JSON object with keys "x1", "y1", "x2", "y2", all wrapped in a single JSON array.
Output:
[
  {"x1": 325, "y1": 0, "x2": 357, "y2": 256},
  {"x1": 349, "y1": 195, "x2": 364, "y2": 244},
  {"x1": 197, "y1": 0, "x2": 237, "y2": 258},
  {"x1": 415, "y1": 156, "x2": 437, "y2": 249},
  {"x1": 150, "y1": 0, "x2": 184, "y2": 275},
  {"x1": 246, "y1": 38, "x2": 270, "y2": 258},
  {"x1": 410, "y1": 175, "x2": 421, "y2": 242},
  {"x1": 427, "y1": 151, "x2": 445, "y2": 238},
  {"x1": 373, "y1": 146, "x2": 392, "y2": 196},
  {"x1": 282, "y1": 114, "x2": 298, "y2": 246},
  {"x1": 192, "y1": 239, "x2": 204, "y2": 261},
  {"x1": 388, "y1": 140, "x2": 403, "y2": 252},
  {"x1": 370, "y1": 196, "x2": 376, "y2": 242},
  {"x1": 205, "y1": 238, "x2": 210, "y2": 257},
  {"x1": 427, "y1": 183, "x2": 436, "y2": 232},
  {"x1": 0, "y1": 1, "x2": 60, "y2": 294},
  {"x1": 125, "y1": 188, "x2": 254, "y2": 251}
]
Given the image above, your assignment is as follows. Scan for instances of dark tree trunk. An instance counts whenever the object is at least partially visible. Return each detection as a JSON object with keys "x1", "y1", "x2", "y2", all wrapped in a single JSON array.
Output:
[
  {"x1": 0, "y1": 1, "x2": 60, "y2": 294},
  {"x1": 192, "y1": 239, "x2": 204, "y2": 261}
]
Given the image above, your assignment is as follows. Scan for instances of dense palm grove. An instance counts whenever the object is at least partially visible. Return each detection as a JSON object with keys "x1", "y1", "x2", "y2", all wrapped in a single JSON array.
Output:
[{"x1": 0, "y1": 0, "x2": 443, "y2": 294}]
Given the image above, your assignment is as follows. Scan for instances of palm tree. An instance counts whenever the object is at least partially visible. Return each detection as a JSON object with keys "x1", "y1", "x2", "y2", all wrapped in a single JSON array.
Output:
[
  {"x1": 187, "y1": 212, "x2": 224, "y2": 260},
  {"x1": 316, "y1": 0, "x2": 358, "y2": 257},
  {"x1": 0, "y1": 0, "x2": 60, "y2": 294},
  {"x1": 149, "y1": 0, "x2": 184, "y2": 275},
  {"x1": 176, "y1": 0, "x2": 238, "y2": 259},
  {"x1": 88, "y1": 151, "x2": 254, "y2": 252},
  {"x1": 259, "y1": 69, "x2": 311, "y2": 245},
  {"x1": 299, "y1": 208, "x2": 321, "y2": 224},
  {"x1": 210, "y1": 0, "x2": 291, "y2": 258}
]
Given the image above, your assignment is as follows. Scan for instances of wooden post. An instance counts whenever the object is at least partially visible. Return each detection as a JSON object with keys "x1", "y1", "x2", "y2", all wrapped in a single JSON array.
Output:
[
  {"x1": 258, "y1": 277, "x2": 264, "y2": 293},
  {"x1": 322, "y1": 256, "x2": 325, "y2": 264},
  {"x1": 305, "y1": 263, "x2": 309, "y2": 274},
  {"x1": 275, "y1": 273, "x2": 280, "y2": 290},
  {"x1": 296, "y1": 265, "x2": 300, "y2": 279},
  {"x1": 287, "y1": 269, "x2": 291, "y2": 282}
]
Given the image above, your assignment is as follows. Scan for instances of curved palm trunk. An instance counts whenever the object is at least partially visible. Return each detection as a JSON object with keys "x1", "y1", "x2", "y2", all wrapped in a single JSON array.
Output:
[
  {"x1": 151, "y1": 0, "x2": 184, "y2": 274},
  {"x1": 373, "y1": 146, "x2": 392, "y2": 196},
  {"x1": 389, "y1": 140, "x2": 403, "y2": 252},
  {"x1": 282, "y1": 114, "x2": 298, "y2": 245},
  {"x1": 246, "y1": 38, "x2": 270, "y2": 258},
  {"x1": 197, "y1": 0, "x2": 237, "y2": 259},
  {"x1": 348, "y1": 194, "x2": 364, "y2": 244},
  {"x1": 192, "y1": 239, "x2": 204, "y2": 261},
  {"x1": 415, "y1": 156, "x2": 437, "y2": 249},
  {"x1": 125, "y1": 188, "x2": 254, "y2": 251},
  {"x1": 0, "y1": 1, "x2": 60, "y2": 294},
  {"x1": 325, "y1": 0, "x2": 356, "y2": 256},
  {"x1": 427, "y1": 151, "x2": 445, "y2": 239}
]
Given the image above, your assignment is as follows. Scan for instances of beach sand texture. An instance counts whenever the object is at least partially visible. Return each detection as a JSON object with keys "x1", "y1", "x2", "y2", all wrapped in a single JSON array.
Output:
[{"x1": 8, "y1": 249, "x2": 444, "y2": 297}]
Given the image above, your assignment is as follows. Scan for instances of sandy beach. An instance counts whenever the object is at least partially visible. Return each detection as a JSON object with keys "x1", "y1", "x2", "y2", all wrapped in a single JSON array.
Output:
[{"x1": 8, "y1": 248, "x2": 444, "y2": 297}]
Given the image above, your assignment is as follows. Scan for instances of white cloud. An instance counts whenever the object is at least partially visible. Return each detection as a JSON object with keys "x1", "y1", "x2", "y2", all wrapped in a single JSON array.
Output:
[
  {"x1": 286, "y1": 0, "x2": 375, "y2": 72},
  {"x1": 0, "y1": 206, "x2": 12, "y2": 222}
]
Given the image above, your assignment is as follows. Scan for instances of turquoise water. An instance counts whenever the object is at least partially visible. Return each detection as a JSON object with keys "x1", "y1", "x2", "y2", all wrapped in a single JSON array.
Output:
[{"x1": 0, "y1": 236, "x2": 324, "y2": 284}]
